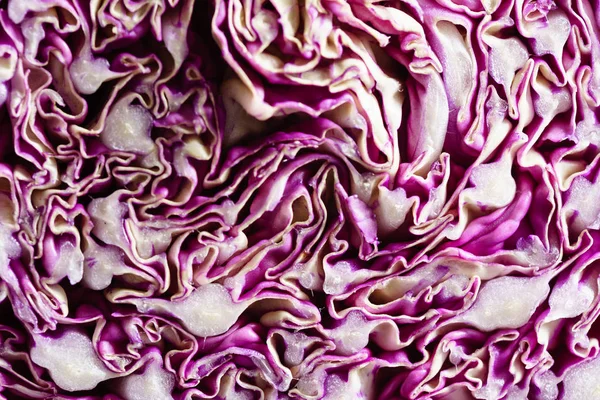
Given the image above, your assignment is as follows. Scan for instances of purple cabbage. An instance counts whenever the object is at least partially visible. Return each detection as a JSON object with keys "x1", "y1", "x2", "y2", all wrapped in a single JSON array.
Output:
[{"x1": 0, "y1": 0, "x2": 599, "y2": 398}]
